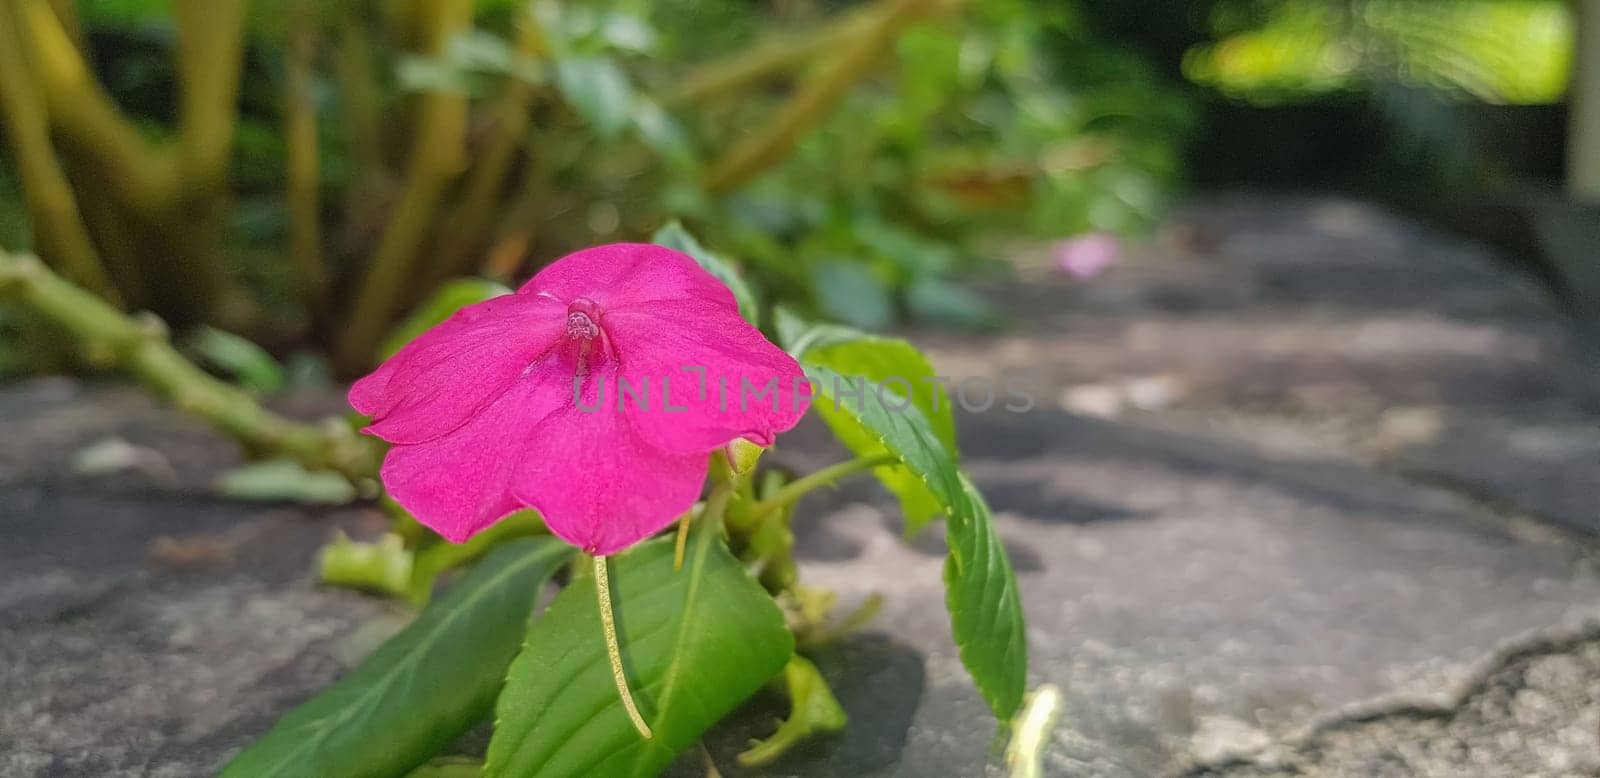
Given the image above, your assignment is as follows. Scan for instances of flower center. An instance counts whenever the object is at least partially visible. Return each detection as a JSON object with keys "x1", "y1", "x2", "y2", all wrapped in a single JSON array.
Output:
[
  {"x1": 566, "y1": 311, "x2": 599, "y2": 340},
  {"x1": 564, "y1": 298, "x2": 602, "y2": 341},
  {"x1": 564, "y1": 299, "x2": 606, "y2": 379}
]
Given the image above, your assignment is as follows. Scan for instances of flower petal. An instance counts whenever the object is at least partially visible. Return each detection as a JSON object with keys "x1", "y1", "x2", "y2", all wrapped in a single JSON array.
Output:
[
  {"x1": 520, "y1": 243, "x2": 738, "y2": 312},
  {"x1": 605, "y1": 300, "x2": 809, "y2": 454},
  {"x1": 512, "y1": 383, "x2": 707, "y2": 555},
  {"x1": 350, "y1": 292, "x2": 567, "y2": 445},
  {"x1": 377, "y1": 358, "x2": 571, "y2": 542}
]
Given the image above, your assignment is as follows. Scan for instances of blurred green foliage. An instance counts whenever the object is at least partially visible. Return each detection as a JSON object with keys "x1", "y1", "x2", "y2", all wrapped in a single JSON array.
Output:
[
  {"x1": 0, "y1": 0, "x2": 1194, "y2": 379},
  {"x1": 1185, "y1": 0, "x2": 1572, "y2": 105}
]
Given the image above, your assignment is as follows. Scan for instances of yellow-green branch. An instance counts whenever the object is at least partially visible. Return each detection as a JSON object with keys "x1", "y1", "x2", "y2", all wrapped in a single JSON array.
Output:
[
  {"x1": 336, "y1": 0, "x2": 473, "y2": 373},
  {"x1": 286, "y1": 1, "x2": 330, "y2": 323},
  {"x1": 428, "y1": 12, "x2": 549, "y2": 289},
  {"x1": 0, "y1": 2, "x2": 119, "y2": 304},
  {"x1": 702, "y1": 0, "x2": 951, "y2": 196},
  {"x1": 663, "y1": 3, "x2": 886, "y2": 108},
  {"x1": 0, "y1": 251, "x2": 384, "y2": 481}
]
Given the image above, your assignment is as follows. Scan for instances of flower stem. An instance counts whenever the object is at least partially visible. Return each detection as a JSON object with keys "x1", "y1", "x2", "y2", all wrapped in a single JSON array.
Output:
[
  {"x1": 752, "y1": 453, "x2": 899, "y2": 519},
  {"x1": 593, "y1": 555, "x2": 653, "y2": 740}
]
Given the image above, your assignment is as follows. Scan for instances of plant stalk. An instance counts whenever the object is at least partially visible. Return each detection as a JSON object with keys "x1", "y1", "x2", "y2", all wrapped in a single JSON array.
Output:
[
  {"x1": 335, "y1": 0, "x2": 473, "y2": 373},
  {"x1": 0, "y1": 251, "x2": 384, "y2": 481},
  {"x1": 0, "y1": 1, "x2": 120, "y2": 304},
  {"x1": 751, "y1": 453, "x2": 899, "y2": 519},
  {"x1": 593, "y1": 555, "x2": 654, "y2": 740},
  {"x1": 702, "y1": 0, "x2": 948, "y2": 195},
  {"x1": 285, "y1": 1, "x2": 331, "y2": 324}
]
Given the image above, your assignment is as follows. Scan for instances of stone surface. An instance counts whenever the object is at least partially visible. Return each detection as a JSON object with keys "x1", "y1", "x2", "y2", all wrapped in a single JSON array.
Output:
[{"x1": 3, "y1": 197, "x2": 1599, "y2": 777}]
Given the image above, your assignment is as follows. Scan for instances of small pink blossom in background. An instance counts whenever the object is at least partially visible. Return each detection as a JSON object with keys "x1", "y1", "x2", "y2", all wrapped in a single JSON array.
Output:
[
  {"x1": 1052, "y1": 232, "x2": 1121, "y2": 279},
  {"x1": 350, "y1": 244, "x2": 807, "y2": 555}
]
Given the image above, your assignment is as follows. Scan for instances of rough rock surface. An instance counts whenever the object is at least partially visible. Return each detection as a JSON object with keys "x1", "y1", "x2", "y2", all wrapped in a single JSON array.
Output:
[{"x1": 3, "y1": 197, "x2": 1598, "y2": 777}]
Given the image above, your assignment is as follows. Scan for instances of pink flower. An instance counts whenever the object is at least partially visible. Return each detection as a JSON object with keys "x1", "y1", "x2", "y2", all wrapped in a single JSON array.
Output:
[
  {"x1": 1053, "y1": 232, "x2": 1121, "y2": 279},
  {"x1": 350, "y1": 243, "x2": 807, "y2": 555}
]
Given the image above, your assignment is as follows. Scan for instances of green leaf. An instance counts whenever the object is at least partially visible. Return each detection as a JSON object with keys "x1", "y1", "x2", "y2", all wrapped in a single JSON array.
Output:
[
  {"x1": 800, "y1": 334, "x2": 958, "y2": 534},
  {"x1": 804, "y1": 366, "x2": 1026, "y2": 720},
  {"x1": 804, "y1": 365, "x2": 960, "y2": 535},
  {"x1": 187, "y1": 326, "x2": 284, "y2": 394},
  {"x1": 319, "y1": 532, "x2": 415, "y2": 597},
  {"x1": 485, "y1": 528, "x2": 793, "y2": 777},
  {"x1": 946, "y1": 474, "x2": 1027, "y2": 721},
  {"x1": 216, "y1": 459, "x2": 357, "y2": 505},
  {"x1": 651, "y1": 221, "x2": 759, "y2": 324},
  {"x1": 223, "y1": 538, "x2": 574, "y2": 778},
  {"x1": 555, "y1": 57, "x2": 636, "y2": 140},
  {"x1": 737, "y1": 655, "x2": 848, "y2": 767},
  {"x1": 383, "y1": 278, "x2": 512, "y2": 359}
]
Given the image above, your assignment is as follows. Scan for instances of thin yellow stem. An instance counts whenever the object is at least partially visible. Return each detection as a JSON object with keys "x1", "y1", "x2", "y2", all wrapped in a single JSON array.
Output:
[
  {"x1": 593, "y1": 555, "x2": 654, "y2": 740},
  {"x1": 673, "y1": 512, "x2": 693, "y2": 572}
]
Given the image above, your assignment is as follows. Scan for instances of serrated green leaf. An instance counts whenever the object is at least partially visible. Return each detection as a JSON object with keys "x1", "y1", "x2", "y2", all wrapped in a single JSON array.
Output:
[
  {"x1": 222, "y1": 538, "x2": 573, "y2": 778},
  {"x1": 485, "y1": 528, "x2": 793, "y2": 777},
  {"x1": 555, "y1": 57, "x2": 635, "y2": 140},
  {"x1": 800, "y1": 334, "x2": 957, "y2": 534},
  {"x1": 804, "y1": 365, "x2": 1025, "y2": 720},
  {"x1": 383, "y1": 278, "x2": 512, "y2": 359},
  {"x1": 947, "y1": 474, "x2": 1027, "y2": 720},
  {"x1": 805, "y1": 365, "x2": 961, "y2": 534},
  {"x1": 651, "y1": 221, "x2": 759, "y2": 324}
]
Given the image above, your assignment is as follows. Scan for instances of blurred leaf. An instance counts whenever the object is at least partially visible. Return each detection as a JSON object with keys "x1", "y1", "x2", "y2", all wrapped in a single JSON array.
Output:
[
  {"x1": 484, "y1": 529, "x2": 792, "y2": 777},
  {"x1": 906, "y1": 277, "x2": 998, "y2": 328},
  {"x1": 187, "y1": 326, "x2": 284, "y2": 394},
  {"x1": 810, "y1": 260, "x2": 893, "y2": 331},
  {"x1": 216, "y1": 459, "x2": 357, "y2": 505},
  {"x1": 555, "y1": 57, "x2": 636, "y2": 140},
  {"x1": 397, "y1": 57, "x2": 476, "y2": 95},
  {"x1": 383, "y1": 278, "x2": 512, "y2": 359},
  {"x1": 651, "y1": 221, "x2": 759, "y2": 324},
  {"x1": 224, "y1": 538, "x2": 574, "y2": 778},
  {"x1": 737, "y1": 655, "x2": 848, "y2": 766},
  {"x1": 319, "y1": 532, "x2": 415, "y2": 597},
  {"x1": 448, "y1": 30, "x2": 544, "y2": 83},
  {"x1": 72, "y1": 437, "x2": 174, "y2": 480},
  {"x1": 631, "y1": 98, "x2": 694, "y2": 166}
]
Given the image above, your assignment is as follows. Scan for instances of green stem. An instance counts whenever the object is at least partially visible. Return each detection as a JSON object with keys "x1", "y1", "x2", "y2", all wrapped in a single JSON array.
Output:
[
  {"x1": 0, "y1": 251, "x2": 384, "y2": 481},
  {"x1": 751, "y1": 453, "x2": 899, "y2": 519}
]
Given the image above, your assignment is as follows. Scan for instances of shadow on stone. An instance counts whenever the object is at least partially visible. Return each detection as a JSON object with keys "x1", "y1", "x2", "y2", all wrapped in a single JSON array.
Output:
[{"x1": 673, "y1": 631, "x2": 927, "y2": 777}]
